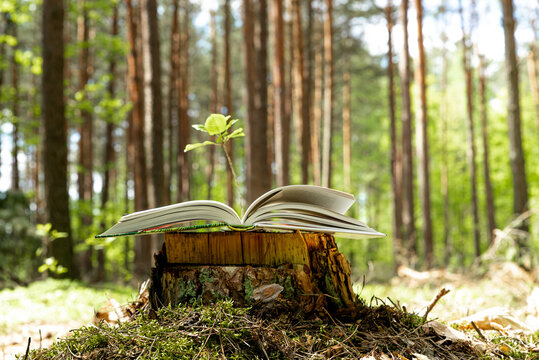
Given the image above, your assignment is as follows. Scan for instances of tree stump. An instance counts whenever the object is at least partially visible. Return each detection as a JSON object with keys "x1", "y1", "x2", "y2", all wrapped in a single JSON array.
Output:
[{"x1": 149, "y1": 231, "x2": 360, "y2": 317}]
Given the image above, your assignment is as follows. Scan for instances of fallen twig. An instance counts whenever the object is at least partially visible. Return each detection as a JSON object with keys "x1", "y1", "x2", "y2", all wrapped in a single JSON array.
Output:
[
  {"x1": 423, "y1": 288, "x2": 450, "y2": 321},
  {"x1": 471, "y1": 321, "x2": 487, "y2": 342}
]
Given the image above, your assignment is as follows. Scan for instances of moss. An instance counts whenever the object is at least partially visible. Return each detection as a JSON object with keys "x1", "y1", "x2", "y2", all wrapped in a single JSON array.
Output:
[
  {"x1": 243, "y1": 278, "x2": 254, "y2": 304},
  {"x1": 175, "y1": 280, "x2": 197, "y2": 304}
]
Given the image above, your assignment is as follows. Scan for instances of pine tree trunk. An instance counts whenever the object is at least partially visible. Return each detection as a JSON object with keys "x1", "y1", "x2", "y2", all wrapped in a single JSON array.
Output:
[
  {"x1": 10, "y1": 19, "x2": 19, "y2": 191},
  {"x1": 141, "y1": 0, "x2": 165, "y2": 208},
  {"x1": 243, "y1": 0, "x2": 271, "y2": 204},
  {"x1": 321, "y1": 0, "x2": 333, "y2": 188},
  {"x1": 97, "y1": 6, "x2": 119, "y2": 283},
  {"x1": 127, "y1": 0, "x2": 151, "y2": 279},
  {"x1": 386, "y1": 1, "x2": 403, "y2": 270},
  {"x1": 459, "y1": 1, "x2": 480, "y2": 258},
  {"x1": 177, "y1": 0, "x2": 190, "y2": 202},
  {"x1": 77, "y1": 0, "x2": 94, "y2": 276},
  {"x1": 42, "y1": 0, "x2": 77, "y2": 279},
  {"x1": 311, "y1": 20, "x2": 322, "y2": 187},
  {"x1": 342, "y1": 65, "x2": 351, "y2": 193},
  {"x1": 478, "y1": 56, "x2": 496, "y2": 244},
  {"x1": 440, "y1": 2, "x2": 451, "y2": 265},
  {"x1": 292, "y1": 0, "x2": 310, "y2": 184},
  {"x1": 413, "y1": 0, "x2": 433, "y2": 268},
  {"x1": 150, "y1": 232, "x2": 359, "y2": 317},
  {"x1": 527, "y1": 19, "x2": 539, "y2": 134},
  {"x1": 398, "y1": 0, "x2": 416, "y2": 262},
  {"x1": 501, "y1": 0, "x2": 529, "y2": 257},
  {"x1": 206, "y1": 10, "x2": 218, "y2": 200},
  {"x1": 165, "y1": 0, "x2": 179, "y2": 206},
  {"x1": 272, "y1": 0, "x2": 288, "y2": 187},
  {"x1": 223, "y1": 0, "x2": 235, "y2": 207}
]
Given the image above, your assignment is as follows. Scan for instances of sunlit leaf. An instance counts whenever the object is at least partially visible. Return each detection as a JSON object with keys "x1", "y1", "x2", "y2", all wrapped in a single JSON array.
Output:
[
  {"x1": 184, "y1": 141, "x2": 216, "y2": 152},
  {"x1": 204, "y1": 114, "x2": 227, "y2": 135}
]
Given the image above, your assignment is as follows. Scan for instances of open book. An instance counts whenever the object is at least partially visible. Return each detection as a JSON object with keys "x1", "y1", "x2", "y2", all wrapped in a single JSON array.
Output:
[{"x1": 96, "y1": 185, "x2": 385, "y2": 239}]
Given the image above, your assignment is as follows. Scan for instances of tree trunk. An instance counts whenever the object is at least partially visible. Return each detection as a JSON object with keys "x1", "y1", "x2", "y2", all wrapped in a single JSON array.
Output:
[
  {"x1": 165, "y1": 0, "x2": 180, "y2": 206},
  {"x1": 206, "y1": 10, "x2": 218, "y2": 200},
  {"x1": 386, "y1": 1, "x2": 403, "y2": 270},
  {"x1": 272, "y1": 0, "x2": 288, "y2": 187},
  {"x1": 440, "y1": 1, "x2": 451, "y2": 266},
  {"x1": 342, "y1": 64, "x2": 351, "y2": 193},
  {"x1": 413, "y1": 0, "x2": 433, "y2": 268},
  {"x1": 127, "y1": 0, "x2": 151, "y2": 280},
  {"x1": 527, "y1": 19, "x2": 539, "y2": 134},
  {"x1": 500, "y1": 0, "x2": 529, "y2": 257},
  {"x1": 478, "y1": 56, "x2": 496, "y2": 244},
  {"x1": 77, "y1": 0, "x2": 94, "y2": 277},
  {"x1": 10, "y1": 19, "x2": 19, "y2": 191},
  {"x1": 243, "y1": 0, "x2": 271, "y2": 205},
  {"x1": 141, "y1": 0, "x2": 165, "y2": 208},
  {"x1": 177, "y1": 0, "x2": 190, "y2": 202},
  {"x1": 150, "y1": 232, "x2": 359, "y2": 317},
  {"x1": 398, "y1": 0, "x2": 416, "y2": 262},
  {"x1": 97, "y1": 5, "x2": 119, "y2": 283},
  {"x1": 292, "y1": 0, "x2": 310, "y2": 184},
  {"x1": 459, "y1": 0, "x2": 480, "y2": 258},
  {"x1": 311, "y1": 20, "x2": 322, "y2": 187},
  {"x1": 321, "y1": 0, "x2": 333, "y2": 188},
  {"x1": 223, "y1": 0, "x2": 235, "y2": 207},
  {"x1": 42, "y1": 0, "x2": 77, "y2": 279}
]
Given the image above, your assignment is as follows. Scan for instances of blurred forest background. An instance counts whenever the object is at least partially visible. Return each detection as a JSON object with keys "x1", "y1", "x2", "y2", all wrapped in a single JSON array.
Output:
[{"x1": 0, "y1": 0, "x2": 537, "y2": 286}]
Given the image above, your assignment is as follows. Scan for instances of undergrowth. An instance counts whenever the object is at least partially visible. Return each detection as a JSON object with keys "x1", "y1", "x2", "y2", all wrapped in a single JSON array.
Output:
[{"x1": 22, "y1": 300, "x2": 485, "y2": 360}]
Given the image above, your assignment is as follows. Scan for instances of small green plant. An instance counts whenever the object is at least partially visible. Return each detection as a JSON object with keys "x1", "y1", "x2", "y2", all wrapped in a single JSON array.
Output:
[
  {"x1": 36, "y1": 223, "x2": 69, "y2": 275},
  {"x1": 185, "y1": 113, "x2": 245, "y2": 214}
]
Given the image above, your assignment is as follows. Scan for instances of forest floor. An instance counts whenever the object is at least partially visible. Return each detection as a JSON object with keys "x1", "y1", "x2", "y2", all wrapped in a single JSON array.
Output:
[{"x1": 1, "y1": 261, "x2": 538, "y2": 359}]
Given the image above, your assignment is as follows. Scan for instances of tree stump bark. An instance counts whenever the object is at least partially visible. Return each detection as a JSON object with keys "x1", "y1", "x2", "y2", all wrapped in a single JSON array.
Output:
[{"x1": 149, "y1": 231, "x2": 360, "y2": 317}]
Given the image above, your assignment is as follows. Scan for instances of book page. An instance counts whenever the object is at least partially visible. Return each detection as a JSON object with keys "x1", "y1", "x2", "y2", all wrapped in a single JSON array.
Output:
[
  {"x1": 99, "y1": 200, "x2": 241, "y2": 237},
  {"x1": 254, "y1": 223, "x2": 385, "y2": 239},
  {"x1": 243, "y1": 185, "x2": 355, "y2": 223}
]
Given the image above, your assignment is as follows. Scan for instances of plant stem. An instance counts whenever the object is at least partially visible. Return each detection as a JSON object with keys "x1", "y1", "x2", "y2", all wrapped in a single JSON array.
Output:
[{"x1": 221, "y1": 143, "x2": 244, "y2": 216}]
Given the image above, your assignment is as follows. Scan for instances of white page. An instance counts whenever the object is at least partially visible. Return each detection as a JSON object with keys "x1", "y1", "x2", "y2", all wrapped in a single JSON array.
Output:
[
  {"x1": 243, "y1": 185, "x2": 355, "y2": 222},
  {"x1": 245, "y1": 202, "x2": 368, "y2": 227}
]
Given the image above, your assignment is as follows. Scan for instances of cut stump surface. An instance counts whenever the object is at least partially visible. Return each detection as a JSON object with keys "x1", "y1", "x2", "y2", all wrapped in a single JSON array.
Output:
[{"x1": 150, "y1": 231, "x2": 360, "y2": 317}]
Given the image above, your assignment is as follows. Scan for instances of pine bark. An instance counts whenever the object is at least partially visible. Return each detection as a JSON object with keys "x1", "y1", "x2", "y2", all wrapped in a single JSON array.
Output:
[
  {"x1": 398, "y1": 0, "x2": 416, "y2": 261},
  {"x1": 321, "y1": 0, "x2": 333, "y2": 188},
  {"x1": 527, "y1": 19, "x2": 539, "y2": 134},
  {"x1": 223, "y1": 0, "x2": 235, "y2": 207},
  {"x1": 413, "y1": 0, "x2": 433, "y2": 268},
  {"x1": 97, "y1": 6, "x2": 119, "y2": 283},
  {"x1": 77, "y1": 0, "x2": 94, "y2": 276},
  {"x1": 386, "y1": 2, "x2": 403, "y2": 269},
  {"x1": 127, "y1": 0, "x2": 151, "y2": 279},
  {"x1": 42, "y1": 0, "x2": 77, "y2": 279},
  {"x1": 150, "y1": 232, "x2": 359, "y2": 316},
  {"x1": 166, "y1": 0, "x2": 180, "y2": 205},
  {"x1": 440, "y1": 2, "x2": 451, "y2": 265},
  {"x1": 272, "y1": 0, "x2": 289, "y2": 187},
  {"x1": 478, "y1": 56, "x2": 496, "y2": 244},
  {"x1": 342, "y1": 65, "x2": 351, "y2": 193},
  {"x1": 141, "y1": 0, "x2": 165, "y2": 208},
  {"x1": 207, "y1": 10, "x2": 217, "y2": 200},
  {"x1": 292, "y1": 0, "x2": 310, "y2": 184},
  {"x1": 243, "y1": 0, "x2": 271, "y2": 204},
  {"x1": 501, "y1": 0, "x2": 530, "y2": 251},
  {"x1": 311, "y1": 20, "x2": 322, "y2": 187},
  {"x1": 459, "y1": 0, "x2": 480, "y2": 258},
  {"x1": 10, "y1": 19, "x2": 19, "y2": 191},
  {"x1": 177, "y1": 0, "x2": 190, "y2": 202}
]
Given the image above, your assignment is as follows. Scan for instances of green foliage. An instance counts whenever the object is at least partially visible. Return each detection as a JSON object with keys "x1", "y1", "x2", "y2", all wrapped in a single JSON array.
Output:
[
  {"x1": 185, "y1": 113, "x2": 245, "y2": 152},
  {"x1": 0, "y1": 191, "x2": 41, "y2": 287}
]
